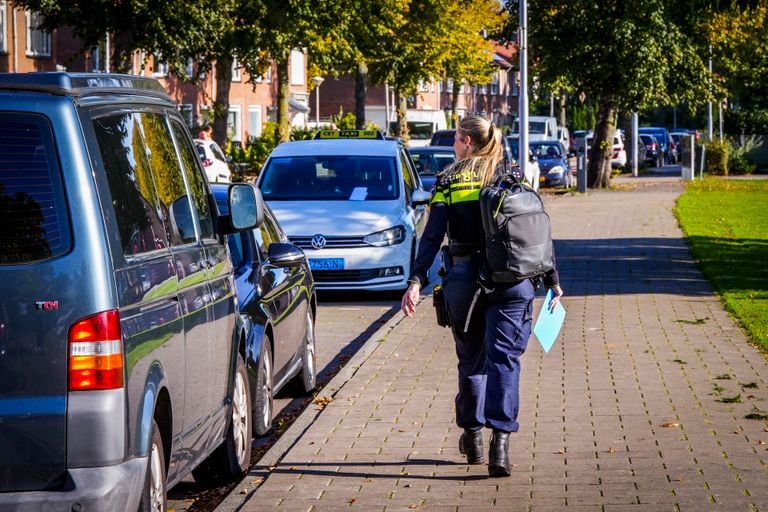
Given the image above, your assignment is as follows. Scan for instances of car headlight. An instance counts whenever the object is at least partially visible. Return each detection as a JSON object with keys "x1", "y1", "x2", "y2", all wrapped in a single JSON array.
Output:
[
  {"x1": 364, "y1": 226, "x2": 406, "y2": 247},
  {"x1": 547, "y1": 166, "x2": 564, "y2": 176}
]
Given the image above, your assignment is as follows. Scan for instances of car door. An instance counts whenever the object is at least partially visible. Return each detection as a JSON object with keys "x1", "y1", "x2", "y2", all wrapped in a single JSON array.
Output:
[
  {"x1": 252, "y1": 212, "x2": 303, "y2": 381},
  {"x1": 400, "y1": 149, "x2": 427, "y2": 236},
  {"x1": 137, "y1": 111, "x2": 216, "y2": 466},
  {"x1": 170, "y1": 119, "x2": 236, "y2": 433}
]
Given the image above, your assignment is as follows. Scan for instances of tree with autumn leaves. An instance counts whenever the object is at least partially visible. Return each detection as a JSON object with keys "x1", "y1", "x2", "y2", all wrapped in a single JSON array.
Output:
[{"x1": 14, "y1": 0, "x2": 506, "y2": 144}]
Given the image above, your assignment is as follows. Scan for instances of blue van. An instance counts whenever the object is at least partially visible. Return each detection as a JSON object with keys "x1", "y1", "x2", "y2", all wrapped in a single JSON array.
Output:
[
  {"x1": 0, "y1": 73, "x2": 260, "y2": 511},
  {"x1": 638, "y1": 126, "x2": 677, "y2": 164}
]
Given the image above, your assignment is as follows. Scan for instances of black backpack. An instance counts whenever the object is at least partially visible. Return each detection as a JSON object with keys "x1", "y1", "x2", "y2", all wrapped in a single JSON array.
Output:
[{"x1": 478, "y1": 174, "x2": 554, "y2": 283}]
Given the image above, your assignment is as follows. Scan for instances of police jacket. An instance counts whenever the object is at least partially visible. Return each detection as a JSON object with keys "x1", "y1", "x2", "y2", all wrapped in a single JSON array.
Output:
[{"x1": 408, "y1": 160, "x2": 559, "y2": 289}]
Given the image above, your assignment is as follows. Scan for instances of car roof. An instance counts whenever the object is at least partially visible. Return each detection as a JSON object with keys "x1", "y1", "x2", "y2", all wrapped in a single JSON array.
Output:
[
  {"x1": 268, "y1": 139, "x2": 401, "y2": 158},
  {"x1": 0, "y1": 71, "x2": 170, "y2": 102},
  {"x1": 408, "y1": 146, "x2": 455, "y2": 153}
]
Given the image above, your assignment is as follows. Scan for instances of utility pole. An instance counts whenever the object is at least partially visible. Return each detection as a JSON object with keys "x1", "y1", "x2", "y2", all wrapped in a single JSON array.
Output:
[
  {"x1": 707, "y1": 45, "x2": 713, "y2": 140},
  {"x1": 519, "y1": 0, "x2": 529, "y2": 182}
]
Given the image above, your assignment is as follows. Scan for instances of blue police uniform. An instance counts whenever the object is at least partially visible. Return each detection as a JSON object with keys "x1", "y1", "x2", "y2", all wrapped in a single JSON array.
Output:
[{"x1": 408, "y1": 160, "x2": 559, "y2": 435}]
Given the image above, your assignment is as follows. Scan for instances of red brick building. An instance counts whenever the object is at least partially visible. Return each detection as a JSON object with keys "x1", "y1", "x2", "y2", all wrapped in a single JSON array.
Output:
[{"x1": 1, "y1": 5, "x2": 518, "y2": 142}]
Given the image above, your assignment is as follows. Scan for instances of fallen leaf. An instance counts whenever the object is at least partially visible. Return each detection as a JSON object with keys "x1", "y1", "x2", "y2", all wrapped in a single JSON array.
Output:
[
  {"x1": 349, "y1": 498, "x2": 357, "y2": 504},
  {"x1": 403, "y1": 483, "x2": 412, "y2": 488},
  {"x1": 758, "y1": 440, "x2": 766, "y2": 445},
  {"x1": 557, "y1": 448, "x2": 566, "y2": 454},
  {"x1": 661, "y1": 422, "x2": 680, "y2": 428},
  {"x1": 607, "y1": 447, "x2": 615, "y2": 453}
]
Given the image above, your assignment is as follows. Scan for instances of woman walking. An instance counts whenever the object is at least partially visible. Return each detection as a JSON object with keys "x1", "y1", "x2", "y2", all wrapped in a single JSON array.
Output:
[{"x1": 401, "y1": 115, "x2": 562, "y2": 477}]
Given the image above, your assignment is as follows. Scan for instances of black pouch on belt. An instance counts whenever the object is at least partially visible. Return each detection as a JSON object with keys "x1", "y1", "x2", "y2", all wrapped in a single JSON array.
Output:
[{"x1": 432, "y1": 284, "x2": 451, "y2": 328}]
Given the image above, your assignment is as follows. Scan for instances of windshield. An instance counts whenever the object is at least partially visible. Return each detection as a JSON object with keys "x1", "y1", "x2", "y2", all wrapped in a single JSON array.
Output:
[
  {"x1": 511, "y1": 120, "x2": 547, "y2": 134},
  {"x1": 260, "y1": 155, "x2": 399, "y2": 201},
  {"x1": 389, "y1": 121, "x2": 434, "y2": 140},
  {"x1": 411, "y1": 151, "x2": 455, "y2": 176},
  {"x1": 532, "y1": 143, "x2": 562, "y2": 158}
]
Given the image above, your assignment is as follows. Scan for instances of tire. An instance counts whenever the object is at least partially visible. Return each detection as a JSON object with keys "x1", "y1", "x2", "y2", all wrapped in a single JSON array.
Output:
[
  {"x1": 297, "y1": 309, "x2": 317, "y2": 394},
  {"x1": 192, "y1": 354, "x2": 252, "y2": 486},
  {"x1": 138, "y1": 420, "x2": 166, "y2": 512},
  {"x1": 253, "y1": 340, "x2": 274, "y2": 436}
]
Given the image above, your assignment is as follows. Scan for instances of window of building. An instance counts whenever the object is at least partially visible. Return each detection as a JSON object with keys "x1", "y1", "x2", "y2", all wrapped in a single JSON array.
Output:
[
  {"x1": 184, "y1": 58, "x2": 194, "y2": 79},
  {"x1": 152, "y1": 54, "x2": 168, "y2": 77},
  {"x1": 290, "y1": 49, "x2": 305, "y2": 86},
  {"x1": 419, "y1": 80, "x2": 429, "y2": 93},
  {"x1": 25, "y1": 11, "x2": 51, "y2": 57},
  {"x1": 227, "y1": 105, "x2": 242, "y2": 143},
  {"x1": 0, "y1": 1, "x2": 8, "y2": 53},
  {"x1": 491, "y1": 75, "x2": 499, "y2": 95},
  {"x1": 232, "y1": 57, "x2": 241, "y2": 82},
  {"x1": 178, "y1": 104, "x2": 193, "y2": 128},
  {"x1": 248, "y1": 105, "x2": 263, "y2": 140}
]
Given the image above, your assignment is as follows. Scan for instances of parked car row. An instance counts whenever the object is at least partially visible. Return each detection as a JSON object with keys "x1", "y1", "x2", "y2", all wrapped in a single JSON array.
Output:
[{"x1": 0, "y1": 72, "x2": 317, "y2": 511}]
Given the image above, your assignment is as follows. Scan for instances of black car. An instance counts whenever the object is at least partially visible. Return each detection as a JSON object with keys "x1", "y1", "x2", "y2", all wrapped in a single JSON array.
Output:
[
  {"x1": 408, "y1": 146, "x2": 456, "y2": 190},
  {"x1": 212, "y1": 184, "x2": 318, "y2": 436},
  {"x1": 639, "y1": 134, "x2": 663, "y2": 167}
]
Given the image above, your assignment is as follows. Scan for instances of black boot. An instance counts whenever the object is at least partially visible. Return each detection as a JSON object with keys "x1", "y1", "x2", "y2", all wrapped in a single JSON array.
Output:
[
  {"x1": 488, "y1": 430, "x2": 511, "y2": 477},
  {"x1": 458, "y1": 429, "x2": 484, "y2": 464}
]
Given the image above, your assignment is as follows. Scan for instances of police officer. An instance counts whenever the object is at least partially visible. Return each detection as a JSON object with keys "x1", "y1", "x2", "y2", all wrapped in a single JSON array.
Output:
[{"x1": 401, "y1": 115, "x2": 563, "y2": 477}]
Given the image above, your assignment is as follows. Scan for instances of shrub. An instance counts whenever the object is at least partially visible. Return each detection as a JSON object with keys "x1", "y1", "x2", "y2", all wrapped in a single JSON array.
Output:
[
  {"x1": 728, "y1": 135, "x2": 763, "y2": 175},
  {"x1": 703, "y1": 139, "x2": 730, "y2": 175}
]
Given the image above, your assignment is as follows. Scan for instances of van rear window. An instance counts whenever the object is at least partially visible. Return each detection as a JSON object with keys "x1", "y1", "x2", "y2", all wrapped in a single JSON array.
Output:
[{"x1": 0, "y1": 113, "x2": 71, "y2": 264}]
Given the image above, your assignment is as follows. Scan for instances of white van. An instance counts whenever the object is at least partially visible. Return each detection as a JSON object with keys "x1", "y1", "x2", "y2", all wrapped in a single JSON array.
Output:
[
  {"x1": 391, "y1": 109, "x2": 448, "y2": 148},
  {"x1": 510, "y1": 116, "x2": 559, "y2": 142}
]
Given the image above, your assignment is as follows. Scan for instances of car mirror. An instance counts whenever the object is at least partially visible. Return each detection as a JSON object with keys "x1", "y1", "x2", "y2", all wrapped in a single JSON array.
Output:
[
  {"x1": 267, "y1": 242, "x2": 306, "y2": 268},
  {"x1": 228, "y1": 183, "x2": 263, "y2": 231},
  {"x1": 411, "y1": 189, "x2": 432, "y2": 206}
]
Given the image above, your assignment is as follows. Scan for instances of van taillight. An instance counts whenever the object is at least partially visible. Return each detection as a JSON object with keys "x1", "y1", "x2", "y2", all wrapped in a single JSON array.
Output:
[{"x1": 68, "y1": 310, "x2": 124, "y2": 391}]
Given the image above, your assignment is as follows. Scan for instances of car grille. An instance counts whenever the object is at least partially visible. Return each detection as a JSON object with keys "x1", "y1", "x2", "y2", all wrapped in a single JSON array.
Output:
[{"x1": 289, "y1": 235, "x2": 368, "y2": 249}]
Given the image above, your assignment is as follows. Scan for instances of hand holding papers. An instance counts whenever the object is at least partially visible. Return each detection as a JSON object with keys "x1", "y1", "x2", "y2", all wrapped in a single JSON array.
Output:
[{"x1": 533, "y1": 288, "x2": 566, "y2": 353}]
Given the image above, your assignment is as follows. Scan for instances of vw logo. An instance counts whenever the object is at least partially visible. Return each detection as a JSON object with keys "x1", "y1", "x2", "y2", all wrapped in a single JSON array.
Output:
[{"x1": 310, "y1": 234, "x2": 326, "y2": 250}]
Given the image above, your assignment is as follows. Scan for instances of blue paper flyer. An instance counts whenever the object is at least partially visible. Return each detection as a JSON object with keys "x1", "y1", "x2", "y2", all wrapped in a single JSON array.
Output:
[{"x1": 533, "y1": 289, "x2": 566, "y2": 353}]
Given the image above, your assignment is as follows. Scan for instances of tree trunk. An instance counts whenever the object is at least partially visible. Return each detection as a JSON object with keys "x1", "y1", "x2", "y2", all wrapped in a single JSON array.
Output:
[
  {"x1": 212, "y1": 55, "x2": 233, "y2": 146},
  {"x1": 587, "y1": 95, "x2": 616, "y2": 189},
  {"x1": 558, "y1": 95, "x2": 567, "y2": 132},
  {"x1": 277, "y1": 58, "x2": 291, "y2": 143},
  {"x1": 395, "y1": 86, "x2": 409, "y2": 141},
  {"x1": 355, "y1": 61, "x2": 367, "y2": 129},
  {"x1": 451, "y1": 80, "x2": 461, "y2": 129}
]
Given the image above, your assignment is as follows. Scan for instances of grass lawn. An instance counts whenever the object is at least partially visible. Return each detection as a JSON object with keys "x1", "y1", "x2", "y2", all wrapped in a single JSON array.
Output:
[{"x1": 675, "y1": 178, "x2": 768, "y2": 353}]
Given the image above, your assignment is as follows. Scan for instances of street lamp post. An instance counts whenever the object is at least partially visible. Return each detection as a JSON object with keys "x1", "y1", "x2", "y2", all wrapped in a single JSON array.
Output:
[{"x1": 311, "y1": 76, "x2": 324, "y2": 128}]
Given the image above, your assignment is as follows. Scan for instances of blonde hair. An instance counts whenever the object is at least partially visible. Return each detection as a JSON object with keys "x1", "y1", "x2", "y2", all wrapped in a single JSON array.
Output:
[{"x1": 456, "y1": 115, "x2": 504, "y2": 186}]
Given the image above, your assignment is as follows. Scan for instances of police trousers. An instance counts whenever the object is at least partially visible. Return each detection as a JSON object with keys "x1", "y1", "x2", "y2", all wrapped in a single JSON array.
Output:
[{"x1": 442, "y1": 260, "x2": 534, "y2": 433}]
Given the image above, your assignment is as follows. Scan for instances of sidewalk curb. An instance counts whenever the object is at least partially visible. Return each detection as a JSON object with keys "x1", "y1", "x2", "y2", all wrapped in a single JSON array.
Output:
[{"x1": 213, "y1": 300, "x2": 423, "y2": 512}]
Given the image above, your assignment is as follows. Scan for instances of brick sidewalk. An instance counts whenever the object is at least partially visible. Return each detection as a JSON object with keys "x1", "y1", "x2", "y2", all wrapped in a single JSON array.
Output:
[{"x1": 217, "y1": 178, "x2": 768, "y2": 511}]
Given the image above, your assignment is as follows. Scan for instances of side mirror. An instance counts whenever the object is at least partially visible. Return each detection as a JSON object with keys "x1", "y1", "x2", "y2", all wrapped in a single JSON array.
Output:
[
  {"x1": 228, "y1": 183, "x2": 263, "y2": 231},
  {"x1": 411, "y1": 189, "x2": 432, "y2": 206},
  {"x1": 267, "y1": 242, "x2": 306, "y2": 268}
]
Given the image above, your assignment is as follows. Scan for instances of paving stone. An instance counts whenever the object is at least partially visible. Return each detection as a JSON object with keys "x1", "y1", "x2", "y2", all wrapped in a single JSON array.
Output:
[{"x1": 219, "y1": 179, "x2": 768, "y2": 512}]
